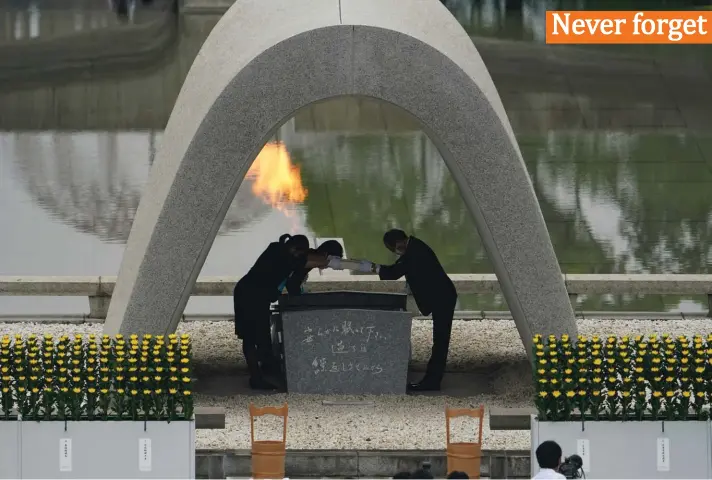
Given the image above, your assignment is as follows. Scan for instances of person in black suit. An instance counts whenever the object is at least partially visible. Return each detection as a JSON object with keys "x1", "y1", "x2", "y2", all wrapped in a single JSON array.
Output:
[
  {"x1": 234, "y1": 234, "x2": 328, "y2": 390},
  {"x1": 369, "y1": 229, "x2": 457, "y2": 392}
]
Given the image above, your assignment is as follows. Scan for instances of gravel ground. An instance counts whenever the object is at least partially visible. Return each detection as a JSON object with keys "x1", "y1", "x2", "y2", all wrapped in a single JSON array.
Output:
[{"x1": 2, "y1": 318, "x2": 712, "y2": 451}]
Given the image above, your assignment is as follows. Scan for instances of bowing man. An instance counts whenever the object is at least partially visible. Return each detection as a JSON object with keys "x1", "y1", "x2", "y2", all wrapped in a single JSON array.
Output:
[{"x1": 368, "y1": 229, "x2": 457, "y2": 392}]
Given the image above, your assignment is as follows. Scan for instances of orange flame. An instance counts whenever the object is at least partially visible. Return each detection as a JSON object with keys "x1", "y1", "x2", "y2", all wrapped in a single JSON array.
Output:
[{"x1": 246, "y1": 141, "x2": 308, "y2": 215}]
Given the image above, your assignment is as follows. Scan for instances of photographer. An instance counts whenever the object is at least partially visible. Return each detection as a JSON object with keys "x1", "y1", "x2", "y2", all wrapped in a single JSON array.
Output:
[{"x1": 533, "y1": 441, "x2": 566, "y2": 479}]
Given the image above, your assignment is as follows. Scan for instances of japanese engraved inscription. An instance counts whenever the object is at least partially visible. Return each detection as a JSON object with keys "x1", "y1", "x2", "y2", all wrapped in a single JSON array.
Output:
[{"x1": 281, "y1": 308, "x2": 412, "y2": 394}]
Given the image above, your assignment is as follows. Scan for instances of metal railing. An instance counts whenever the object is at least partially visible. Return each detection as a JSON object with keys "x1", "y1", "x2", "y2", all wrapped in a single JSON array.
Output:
[{"x1": 0, "y1": 274, "x2": 711, "y2": 319}]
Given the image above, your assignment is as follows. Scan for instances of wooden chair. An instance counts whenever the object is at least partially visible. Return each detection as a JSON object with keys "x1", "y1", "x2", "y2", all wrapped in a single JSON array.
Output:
[
  {"x1": 445, "y1": 405, "x2": 484, "y2": 479},
  {"x1": 249, "y1": 403, "x2": 288, "y2": 479}
]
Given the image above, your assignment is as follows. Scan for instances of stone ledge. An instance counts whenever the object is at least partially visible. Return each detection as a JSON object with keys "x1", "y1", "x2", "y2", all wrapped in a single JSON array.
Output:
[
  {"x1": 565, "y1": 273, "x2": 712, "y2": 295},
  {"x1": 195, "y1": 407, "x2": 225, "y2": 429},
  {"x1": 1, "y1": 274, "x2": 712, "y2": 296},
  {"x1": 0, "y1": 311, "x2": 705, "y2": 325},
  {"x1": 489, "y1": 407, "x2": 535, "y2": 430},
  {"x1": 195, "y1": 449, "x2": 530, "y2": 479}
]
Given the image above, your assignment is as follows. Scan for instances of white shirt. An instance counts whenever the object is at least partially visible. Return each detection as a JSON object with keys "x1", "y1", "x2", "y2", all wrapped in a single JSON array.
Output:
[{"x1": 533, "y1": 468, "x2": 566, "y2": 479}]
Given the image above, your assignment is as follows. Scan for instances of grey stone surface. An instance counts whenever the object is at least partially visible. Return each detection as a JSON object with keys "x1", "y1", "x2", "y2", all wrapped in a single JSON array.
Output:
[
  {"x1": 4, "y1": 274, "x2": 712, "y2": 298},
  {"x1": 0, "y1": 421, "x2": 19, "y2": 479},
  {"x1": 565, "y1": 273, "x2": 712, "y2": 295},
  {"x1": 103, "y1": 0, "x2": 576, "y2": 352},
  {"x1": 281, "y1": 308, "x2": 412, "y2": 395},
  {"x1": 194, "y1": 407, "x2": 226, "y2": 430},
  {"x1": 489, "y1": 407, "x2": 536, "y2": 430}
]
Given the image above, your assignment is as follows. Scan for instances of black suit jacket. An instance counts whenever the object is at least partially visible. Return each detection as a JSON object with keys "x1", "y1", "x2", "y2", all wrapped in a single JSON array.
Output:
[
  {"x1": 284, "y1": 248, "x2": 319, "y2": 295},
  {"x1": 378, "y1": 236, "x2": 457, "y2": 315},
  {"x1": 234, "y1": 242, "x2": 306, "y2": 303}
]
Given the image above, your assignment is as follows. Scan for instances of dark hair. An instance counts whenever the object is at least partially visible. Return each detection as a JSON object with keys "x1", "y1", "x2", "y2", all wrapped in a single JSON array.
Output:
[
  {"x1": 410, "y1": 469, "x2": 434, "y2": 479},
  {"x1": 536, "y1": 440, "x2": 562, "y2": 470},
  {"x1": 392, "y1": 473, "x2": 411, "y2": 479},
  {"x1": 316, "y1": 240, "x2": 344, "y2": 257},
  {"x1": 279, "y1": 233, "x2": 309, "y2": 251},
  {"x1": 383, "y1": 229, "x2": 408, "y2": 248},
  {"x1": 447, "y1": 471, "x2": 469, "y2": 479}
]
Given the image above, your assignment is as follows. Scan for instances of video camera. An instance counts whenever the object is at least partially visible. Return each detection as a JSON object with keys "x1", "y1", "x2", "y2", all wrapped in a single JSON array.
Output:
[{"x1": 558, "y1": 454, "x2": 584, "y2": 479}]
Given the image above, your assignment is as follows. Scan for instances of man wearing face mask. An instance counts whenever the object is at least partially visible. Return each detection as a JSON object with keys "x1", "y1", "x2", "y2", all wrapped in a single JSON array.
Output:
[{"x1": 365, "y1": 229, "x2": 457, "y2": 392}]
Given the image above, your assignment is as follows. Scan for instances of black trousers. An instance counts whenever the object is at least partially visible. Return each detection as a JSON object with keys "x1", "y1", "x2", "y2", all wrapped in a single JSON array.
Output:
[
  {"x1": 424, "y1": 303, "x2": 456, "y2": 384},
  {"x1": 234, "y1": 293, "x2": 277, "y2": 380}
]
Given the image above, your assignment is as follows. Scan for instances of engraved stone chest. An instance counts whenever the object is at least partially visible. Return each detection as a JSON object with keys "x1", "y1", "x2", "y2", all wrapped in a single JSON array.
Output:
[{"x1": 278, "y1": 292, "x2": 412, "y2": 395}]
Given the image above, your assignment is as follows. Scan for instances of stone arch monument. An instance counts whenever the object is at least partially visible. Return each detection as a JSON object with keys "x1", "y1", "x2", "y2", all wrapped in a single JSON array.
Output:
[{"x1": 104, "y1": 0, "x2": 577, "y2": 354}]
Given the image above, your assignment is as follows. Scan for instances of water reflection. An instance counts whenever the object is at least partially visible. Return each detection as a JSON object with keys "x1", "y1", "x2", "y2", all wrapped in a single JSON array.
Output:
[
  {"x1": 449, "y1": 0, "x2": 711, "y2": 41},
  {"x1": 1, "y1": 0, "x2": 166, "y2": 43},
  {"x1": 3, "y1": 131, "x2": 273, "y2": 243}
]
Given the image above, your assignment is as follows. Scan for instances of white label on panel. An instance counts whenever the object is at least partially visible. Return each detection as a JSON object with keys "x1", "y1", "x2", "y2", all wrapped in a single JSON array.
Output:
[
  {"x1": 139, "y1": 438, "x2": 152, "y2": 472},
  {"x1": 657, "y1": 437, "x2": 670, "y2": 471},
  {"x1": 576, "y1": 439, "x2": 590, "y2": 473},
  {"x1": 59, "y1": 438, "x2": 72, "y2": 472}
]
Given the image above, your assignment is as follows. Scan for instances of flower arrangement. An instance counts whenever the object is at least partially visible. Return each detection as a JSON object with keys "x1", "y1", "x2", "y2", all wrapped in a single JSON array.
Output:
[
  {"x1": 0, "y1": 333, "x2": 193, "y2": 421},
  {"x1": 534, "y1": 333, "x2": 712, "y2": 421}
]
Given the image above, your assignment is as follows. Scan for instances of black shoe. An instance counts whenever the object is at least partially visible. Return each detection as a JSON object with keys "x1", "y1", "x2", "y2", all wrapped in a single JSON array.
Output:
[
  {"x1": 407, "y1": 381, "x2": 441, "y2": 392},
  {"x1": 249, "y1": 377, "x2": 277, "y2": 390}
]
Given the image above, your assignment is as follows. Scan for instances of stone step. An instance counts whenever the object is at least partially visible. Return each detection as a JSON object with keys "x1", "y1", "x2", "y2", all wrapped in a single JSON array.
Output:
[{"x1": 196, "y1": 449, "x2": 530, "y2": 479}]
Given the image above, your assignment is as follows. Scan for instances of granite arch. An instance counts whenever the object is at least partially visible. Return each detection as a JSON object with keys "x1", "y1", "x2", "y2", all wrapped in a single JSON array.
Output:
[{"x1": 104, "y1": 0, "x2": 577, "y2": 355}]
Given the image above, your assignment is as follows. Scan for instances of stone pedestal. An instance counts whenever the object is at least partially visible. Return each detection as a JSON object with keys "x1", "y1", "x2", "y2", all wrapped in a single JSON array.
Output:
[{"x1": 278, "y1": 292, "x2": 412, "y2": 395}]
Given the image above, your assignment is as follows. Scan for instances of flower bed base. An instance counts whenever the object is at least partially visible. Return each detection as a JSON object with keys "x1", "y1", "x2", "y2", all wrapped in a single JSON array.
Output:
[
  {"x1": 19, "y1": 420, "x2": 195, "y2": 479},
  {"x1": 531, "y1": 416, "x2": 711, "y2": 479},
  {"x1": 0, "y1": 420, "x2": 19, "y2": 479}
]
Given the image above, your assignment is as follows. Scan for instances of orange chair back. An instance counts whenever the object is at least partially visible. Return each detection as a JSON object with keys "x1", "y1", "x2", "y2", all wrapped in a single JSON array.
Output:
[
  {"x1": 249, "y1": 403, "x2": 288, "y2": 479},
  {"x1": 445, "y1": 405, "x2": 484, "y2": 479}
]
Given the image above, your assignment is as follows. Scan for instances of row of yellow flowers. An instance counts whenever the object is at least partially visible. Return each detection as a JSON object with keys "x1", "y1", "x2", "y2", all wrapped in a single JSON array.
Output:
[
  {"x1": 0, "y1": 333, "x2": 194, "y2": 421},
  {"x1": 533, "y1": 333, "x2": 712, "y2": 421}
]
